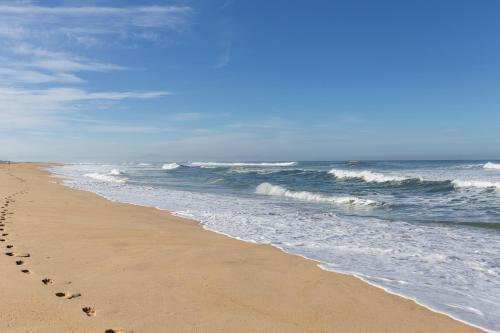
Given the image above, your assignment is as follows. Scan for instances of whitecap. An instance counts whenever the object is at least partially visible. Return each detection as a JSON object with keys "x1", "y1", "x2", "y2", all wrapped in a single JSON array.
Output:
[
  {"x1": 255, "y1": 182, "x2": 379, "y2": 206},
  {"x1": 109, "y1": 168, "x2": 124, "y2": 176},
  {"x1": 484, "y1": 162, "x2": 500, "y2": 170},
  {"x1": 191, "y1": 161, "x2": 297, "y2": 167},
  {"x1": 452, "y1": 179, "x2": 500, "y2": 189},
  {"x1": 328, "y1": 169, "x2": 414, "y2": 183},
  {"x1": 162, "y1": 163, "x2": 180, "y2": 170},
  {"x1": 83, "y1": 172, "x2": 126, "y2": 183}
]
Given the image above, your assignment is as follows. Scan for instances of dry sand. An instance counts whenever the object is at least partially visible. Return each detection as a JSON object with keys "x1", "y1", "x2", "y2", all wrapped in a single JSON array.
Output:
[{"x1": 0, "y1": 163, "x2": 483, "y2": 333}]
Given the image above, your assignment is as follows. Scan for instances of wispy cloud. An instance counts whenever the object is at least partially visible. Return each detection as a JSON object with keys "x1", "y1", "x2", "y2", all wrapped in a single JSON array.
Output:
[
  {"x1": 0, "y1": 4, "x2": 193, "y2": 43},
  {"x1": 171, "y1": 112, "x2": 229, "y2": 122},
  {"x1": 0, "y1": 86, "x2": 170, "y2": 128},
  {"x1": 216, "y1": 40, "x2": 232, "y2": 68},
  {"x1": 90, "y1": 124, "x2": 174, "y2": 134},
  {"x1": 0, "y1": 67, "x2": 84, "y2": 84},
  {"x1": 226, "y1": 117, "x2": 292, "y2": 130},
  {"x1": 0, "y1": 2, "x2": 189, "y2": 132}
]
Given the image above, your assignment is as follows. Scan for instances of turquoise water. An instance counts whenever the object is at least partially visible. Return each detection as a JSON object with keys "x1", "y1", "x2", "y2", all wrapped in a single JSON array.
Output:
[{"x1": 51, "y1": 160, "x2": 500, "y2": 332}]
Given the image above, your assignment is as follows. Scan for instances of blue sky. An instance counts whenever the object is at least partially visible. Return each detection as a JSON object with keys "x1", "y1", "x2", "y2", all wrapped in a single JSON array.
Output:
[{"x1": 1, "y1": 0, "x2": 499, "y2": 162}]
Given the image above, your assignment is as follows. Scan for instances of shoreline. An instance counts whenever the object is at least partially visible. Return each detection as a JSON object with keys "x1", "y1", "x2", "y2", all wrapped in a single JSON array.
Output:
[
  {"x1": 0, "y1": 162, "x2": 484, "y2": 332},
  {"x1": 49, "y1": 166, "x2": 494, "y2": 332}
]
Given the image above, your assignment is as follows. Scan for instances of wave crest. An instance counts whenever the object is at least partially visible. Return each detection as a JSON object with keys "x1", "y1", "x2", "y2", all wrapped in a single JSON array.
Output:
[
  {"x1": 255, "y1": 182, "x2": 379, "y2": 206},
  {"x1": 191, "y1": 161, "x2": 297, "y2": 167},
  {"x1": 484, "y1": 162, "x2": 500, "y2": 170},
  {"x1": 328, "y1": 169, "x2": 414, "y2": 183},
  {"x1": 162, "y1": 163, "x2": 180, "y2": 170},
  {"x1": 452, "y1": 180, "x2": 500, "y2": 189},
  {"x1": 109, "y1": 168, "x2": 124, "y2": 176},
  {"x1": 83, "y1": 172, "x2": 126, "y2": 183}
]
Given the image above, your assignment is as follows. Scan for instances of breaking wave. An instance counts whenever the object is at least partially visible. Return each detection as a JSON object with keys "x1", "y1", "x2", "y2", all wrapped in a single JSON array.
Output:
[
  {"x1": 328, "y1": 169, "x2": 416, "y2": 183},
  {"x1": 83, "y1": 172, "x2": 126, "y2": 183},
  {"x1": 191, "y1": 161, "x2": 297, "y2": 167},
  {"x1": 109, "y1": 168, "x2": 124, "y2": 176},
  {"x1": 256, "y1": 182, "x2": 379, "y2": 206},
  {"x1": 484, "y1": 162, "x2": 500, "y2": 170},
  {"x1": 452, "y1": 180, "x2": 500, "y2": 189},
  {"x1": 162, "y1": 163, "x2": 181, "y2": 170}
]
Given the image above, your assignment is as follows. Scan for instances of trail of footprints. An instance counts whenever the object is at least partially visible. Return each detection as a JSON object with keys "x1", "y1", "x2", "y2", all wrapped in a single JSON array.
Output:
[{"x1": 2, "y1": 186, "x2": 130, "y2": 333}]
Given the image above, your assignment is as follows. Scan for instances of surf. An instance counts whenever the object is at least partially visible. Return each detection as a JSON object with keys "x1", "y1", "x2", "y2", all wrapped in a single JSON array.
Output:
[{"x1": 256, "y1": 182, "x2": 380, "y2": 206}]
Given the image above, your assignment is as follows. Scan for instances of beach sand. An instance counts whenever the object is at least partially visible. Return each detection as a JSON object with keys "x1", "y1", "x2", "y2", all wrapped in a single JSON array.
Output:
[{"x1": 0, "y1": 163, "x2": 483, "y2": 333}]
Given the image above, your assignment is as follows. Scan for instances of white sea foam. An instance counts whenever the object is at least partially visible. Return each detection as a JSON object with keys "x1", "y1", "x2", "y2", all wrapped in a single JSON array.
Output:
[
  {"x1": 109, "y1": 168, "x2": 124, "y2": 176},
  {"x1": 328, "y1": 169, "x2": 413, "y2": 183},
  {"x1": 256, "y1": 182, "x2": 379, "y2": 206},
  {"x1": 162, "y1": 163, "x2": 180, "y2": 170},
  {"x1": 452, "y1": 179, "x2": 500, "y2": 189},
  {"x1": 191, "y1": 161, "x2": 297, "y2": 167},
  {"x1": 228, "y1": 167, "x2": 307, "y2": 175},
  {"x1": 83, "y1": 172, "x2": 126, "y2": 183},
  {"x1": 484, "y1": 162, "x2": 500, "y2": 170}
]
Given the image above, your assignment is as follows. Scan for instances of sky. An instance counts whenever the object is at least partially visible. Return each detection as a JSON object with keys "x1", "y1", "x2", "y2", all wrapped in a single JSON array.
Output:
[{"x1": 0, "y1": 0, "x2": 499, "y2": 162}]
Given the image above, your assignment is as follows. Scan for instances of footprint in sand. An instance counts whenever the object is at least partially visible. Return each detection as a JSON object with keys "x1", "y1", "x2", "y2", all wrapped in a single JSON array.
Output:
[
  {"x1": 105, "y1": 330, "x2": 134, "y2": 333},
  {"x1": 55, "y1": 292, "x2": 82, "y2": 300},
  {"x1": 21, "y1": 269, "x2": 31, "y2": 274},
  {"x1": 6, "y1": 252, "x2": 30, "y2": 257},
  {"x1": 2, "y1": 233, "x2": 8, "y2": 236},
  {"x1": 42, "y1": 278, "x2": 53, "y2": 285},
  {"x1": 82, "y1": 306, "x2": 96, "y2": 317},
  {"x1": 6, "y1": 245, "x2": 13, "y2": 249},
  {"x1": 15, "y1": 260, "x2": 24, "y2": 265}
]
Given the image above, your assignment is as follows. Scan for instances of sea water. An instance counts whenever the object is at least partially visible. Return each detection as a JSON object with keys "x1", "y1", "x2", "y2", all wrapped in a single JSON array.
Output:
[{"x1": 49, "y1": 160, "x2": 500, "y2": 332}]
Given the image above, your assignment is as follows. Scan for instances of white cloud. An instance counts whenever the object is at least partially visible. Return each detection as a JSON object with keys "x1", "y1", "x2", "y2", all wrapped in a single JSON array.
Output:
[
  {"x1": 172, "y1": 113, "x2": 207, "y2": 121},
  {"x1": 90, "y1": 124, "x2": 174, "y2": 134},
  {"x1": 0, "y1": 86, "x2": 170, "y2": 128},
  {"x1": 0, "y1": 67, "x2": 84, "y2": 84},
  {"x1": 0, "y1": 3, "x2": 184, "y2": 134},
  {"x1": 171, "y1": 112, "x2": 229, "y2": 122},
  {"x1": 0, "y1": 5, "x2": 190, "y2": 16},
  {"x1": 10, "y1": 44, "x2": 127, "y2": 73},
  {"x1": 0, "y1": 4, "x2": 193, "y2": 44}
]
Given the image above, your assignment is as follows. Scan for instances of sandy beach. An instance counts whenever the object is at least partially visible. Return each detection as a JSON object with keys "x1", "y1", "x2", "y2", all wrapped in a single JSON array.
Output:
[{"x1": 0, "y1": 163, "x2": 483, "y2": 333}]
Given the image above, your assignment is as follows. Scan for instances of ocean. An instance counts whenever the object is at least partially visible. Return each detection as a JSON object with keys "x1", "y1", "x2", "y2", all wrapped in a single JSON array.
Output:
[{"x1": 49, "y1": 160, "x2": 500, "y2": 332}]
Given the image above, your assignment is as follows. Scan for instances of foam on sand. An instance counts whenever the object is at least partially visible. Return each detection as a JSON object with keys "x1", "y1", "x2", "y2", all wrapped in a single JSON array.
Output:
[
  {"x1": 191, "y1": 161, "x2": 297, "y2": 167},
  {"x1": 328, "y1": 169, "x2": 414, "y2": 183},
  {"x1": 256, "y1": 182, "x2": 379, "y2": 206},
  {"x1": 162, "y1": 163, "x2": 180, "y2": 170}
]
